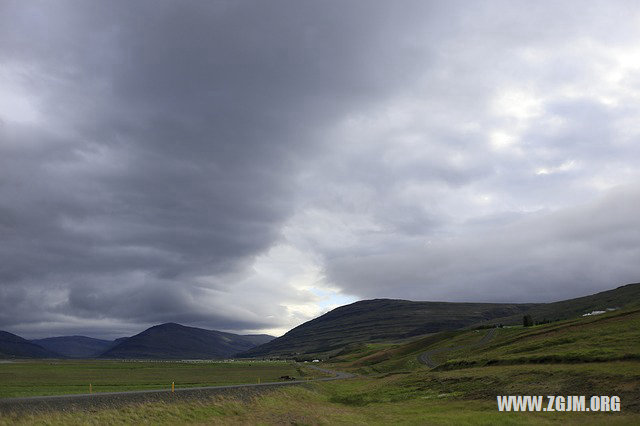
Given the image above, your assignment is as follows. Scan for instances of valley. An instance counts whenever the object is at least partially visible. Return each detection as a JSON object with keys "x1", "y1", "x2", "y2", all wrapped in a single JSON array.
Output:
[{"x1": 1, "y1": 283, "x2": 639, "y2": 424}]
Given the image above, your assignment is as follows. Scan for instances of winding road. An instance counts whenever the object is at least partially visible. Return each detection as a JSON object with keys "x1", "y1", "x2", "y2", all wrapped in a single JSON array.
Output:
[{"x1": 418, "y1": 328, "x2": 498, "y2": 368}]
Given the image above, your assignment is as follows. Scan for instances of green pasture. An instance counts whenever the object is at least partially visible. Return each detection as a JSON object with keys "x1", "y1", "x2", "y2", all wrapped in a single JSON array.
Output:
[
  {"x1": 2, "y1": 374, "x2": 638, "y2": 425},
  {"x1": 0, "y1": 360, "x2": 318, "y2": 398},
  {"x1": 439, "y1": 308, "x2": 640, "y2": 369}
]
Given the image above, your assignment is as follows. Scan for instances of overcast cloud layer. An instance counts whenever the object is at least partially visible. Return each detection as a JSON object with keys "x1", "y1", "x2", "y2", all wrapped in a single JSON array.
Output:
[{"x1": 2, "y1": 1, "x2": 640, "y2": 339}]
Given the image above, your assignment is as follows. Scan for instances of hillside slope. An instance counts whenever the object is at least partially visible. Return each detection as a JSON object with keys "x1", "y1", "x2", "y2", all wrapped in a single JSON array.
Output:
[
  {"x1": 31, "y1": 336, "x2": 117, "y2": 358},
  {"x1": 491, "y1": 282, "x2": 640, "y2": 325},
  {"x1": 240, "y1": 334, "x2": 276, "y2": 346},
  {"x1": 0, "y1": 331, "x2": 59, "y2": 359},
  {"x1": 100, "y1": 323, "x2": 274, "y2": 359},
  {"x1": 242, "y1": 282, "x2": 640, "y2": 358},
  {"x1": 326, "y1": 306, "x2": 640, "y2": 413},
  {"x1": 440, "y1": 307, "x2": 640, "y2": 369},
  {"x1": 241, "y1": 299, "x2": 535, "y2": 358},
  {"x1": 331, "y1": 305, "x2": 640, "y2": 374}
]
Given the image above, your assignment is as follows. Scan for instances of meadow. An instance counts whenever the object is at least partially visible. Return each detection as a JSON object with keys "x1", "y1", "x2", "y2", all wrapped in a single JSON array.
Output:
[
  {"x1": 1, "y1": 377, "x2": 637, "y2": 425},
  {"x1": 0, "y1": 360, "x2": 317, "y2": 398}
]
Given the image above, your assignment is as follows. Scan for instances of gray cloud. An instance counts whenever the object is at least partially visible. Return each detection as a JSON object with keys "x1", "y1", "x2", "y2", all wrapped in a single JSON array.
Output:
[
  {"x1": 2, "y1": 1, "x2": 640, "y2": 338},
  {"x1": 325, "y1": 185, "x2": 640, "y2": 303}
]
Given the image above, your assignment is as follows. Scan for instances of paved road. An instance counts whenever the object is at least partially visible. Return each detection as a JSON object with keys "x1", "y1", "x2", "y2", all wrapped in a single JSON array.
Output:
[
  {"x1": 0, "y1": 364, "x2": 354, "y2": 413},
  {"x1": 418, "y1": 328, "x2": 498, "y2": 368}
]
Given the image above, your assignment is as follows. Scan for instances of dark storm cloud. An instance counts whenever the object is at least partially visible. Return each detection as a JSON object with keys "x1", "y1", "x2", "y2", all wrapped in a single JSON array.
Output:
[
  {"x1": 0, "y1": 0, "x2": 443, "y2": 337},
  {"x1": 2, "y1": 1, "x2": 640, "y2": 338}
]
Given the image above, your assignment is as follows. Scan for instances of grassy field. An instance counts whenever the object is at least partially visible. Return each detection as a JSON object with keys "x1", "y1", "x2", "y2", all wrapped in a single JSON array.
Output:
[
  {"x1": 0, "y1": 360, "x2": 320, "y2": 398},
  {"x1": 1, "y1": 378, "x2": 637, "y2": 425}
]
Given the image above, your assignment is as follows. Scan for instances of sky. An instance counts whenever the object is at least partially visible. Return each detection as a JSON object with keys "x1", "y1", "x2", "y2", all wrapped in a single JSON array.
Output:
[{"x1": 2, "y1": 1, "x2": 640, "y2": 339}]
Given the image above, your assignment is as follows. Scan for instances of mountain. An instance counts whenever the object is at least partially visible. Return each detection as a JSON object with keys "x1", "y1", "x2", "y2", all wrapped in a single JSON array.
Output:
[
  {"x1": 240, "y1": 300, "x2": 533, "y2": 358},
  {"x1": 99, "y1": 323, "x2": 274, "y2": 359},
  {"x1": 240, "y1": 334, "x2": 277, "y2": 346},
  {"x1": 492, "y1": 282, "x2": 640, "y2": 325},
  {"x1": 0, "y1": 330, "x2": 59, "y2": 358},
  {"x1": 30, "y1": 336, "x2": 118, "y2": 358},
  {"x1": 241, "y1": 282, "x2": 640, "y2": 358},
  {"x1": 111, "y1": 337, "x2": 129, "y2": 346}
]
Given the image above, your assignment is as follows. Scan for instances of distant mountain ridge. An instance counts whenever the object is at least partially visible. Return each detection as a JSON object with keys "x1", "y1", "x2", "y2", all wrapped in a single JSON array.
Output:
[
  {"x1": 0, "y1": 331, "x2": 59, "y2": 359},
  {"x1": 236, "y1": 334, "x2": 276, "y2": 347},
  {"x1": 99, "y1": 323, "x2": 275, "y2": 359},
  {"x1": 31, "y1": 336, "x2": 120, "y2": 358},
  {"x1": 241, "y1": 282, "x2": 640, "y2": 358},
  {"x1": 1, "y1": 325, "x2": 274, "y2": 360}
]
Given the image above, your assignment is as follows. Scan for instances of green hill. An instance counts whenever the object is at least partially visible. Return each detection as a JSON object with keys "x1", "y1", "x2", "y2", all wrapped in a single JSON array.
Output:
[
  {"x1": 439, "y1": 308, "x2": 640, "y2": 369},
  {"x1": 484, "y1": 282, "x2": 640, "y2": 326},
  {"x1": 331, "y1": 306, "x2": 640, "y2": 373},
  {"x1": 324, "y1": 304, "x2": 640, "y2": 412},
  {"x1": 242, "y1": 282, "x2": 640, "y2": 358},
  {"x1": 241, "y1": 299, "x2": 534, "y2": 358}
]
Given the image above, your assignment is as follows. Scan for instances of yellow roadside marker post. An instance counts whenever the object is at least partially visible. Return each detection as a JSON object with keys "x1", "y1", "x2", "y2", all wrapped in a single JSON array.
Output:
[{"x1": 172, "y1": 382, "x2": 175, "y2": 393}]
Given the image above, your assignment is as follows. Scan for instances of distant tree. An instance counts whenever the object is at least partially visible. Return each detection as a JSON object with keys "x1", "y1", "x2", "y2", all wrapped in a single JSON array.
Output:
[{"x1": 523, "y1": 315, "x2": 534, "y2": 327}]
